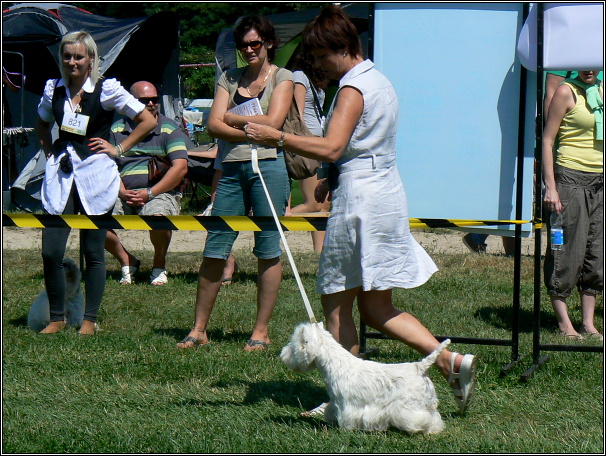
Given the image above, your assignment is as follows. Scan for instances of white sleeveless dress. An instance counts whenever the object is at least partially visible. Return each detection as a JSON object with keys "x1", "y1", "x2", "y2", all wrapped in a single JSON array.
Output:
[{"x1": 316, "y1": 60, "x2": 438, "y2": 295}]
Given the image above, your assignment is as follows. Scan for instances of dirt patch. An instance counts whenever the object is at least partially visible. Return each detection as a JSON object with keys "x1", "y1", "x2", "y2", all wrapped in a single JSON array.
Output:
[{"x1": 2, "y1": 226, "x2": 536, "y2": 256}]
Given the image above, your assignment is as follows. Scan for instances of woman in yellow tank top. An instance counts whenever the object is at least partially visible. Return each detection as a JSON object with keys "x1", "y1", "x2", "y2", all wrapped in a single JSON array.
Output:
[{"x1": 542, "y1": 70, "x2": 603, "y2": 341}]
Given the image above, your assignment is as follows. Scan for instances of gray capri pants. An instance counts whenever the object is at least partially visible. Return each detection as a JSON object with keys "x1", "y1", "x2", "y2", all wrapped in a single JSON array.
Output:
[{"x1": 544, "y1": 165, "x2": 603, "y2": 298}]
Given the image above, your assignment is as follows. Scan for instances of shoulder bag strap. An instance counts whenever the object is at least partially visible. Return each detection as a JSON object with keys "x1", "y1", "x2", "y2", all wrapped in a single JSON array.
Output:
[{"x1": 309, "y1": 83, "x2": 323, "y2": 113}]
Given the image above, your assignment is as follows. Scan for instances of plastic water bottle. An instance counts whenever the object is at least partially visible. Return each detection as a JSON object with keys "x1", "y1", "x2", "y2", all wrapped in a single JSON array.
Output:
[{"x1": 550, "y1": 212, "x2": 564, "y2": 251}]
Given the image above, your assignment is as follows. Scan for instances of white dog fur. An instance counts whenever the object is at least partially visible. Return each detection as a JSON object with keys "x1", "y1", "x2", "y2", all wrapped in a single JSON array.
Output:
[
  {"x1": 27, "y1": 258, "x2": 84, "y2": 331},
  {"x1": 280, "y1": 322, "x2": 450, "y2": 434}
]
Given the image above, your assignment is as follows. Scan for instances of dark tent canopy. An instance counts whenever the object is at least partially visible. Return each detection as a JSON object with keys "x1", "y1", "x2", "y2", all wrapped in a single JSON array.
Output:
[
  {"x1": 2, "y1": 3, "x2": 180, "y2": 97},
  {"x1": 2, "y1": 3, "x2": 181, "y2": 187},
  {"x1": 216, "y1": 3, "x2": 370, "y2": 73}
]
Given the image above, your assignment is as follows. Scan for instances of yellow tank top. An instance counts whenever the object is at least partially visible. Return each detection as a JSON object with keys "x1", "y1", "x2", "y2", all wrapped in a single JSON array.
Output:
[{"x1": 556, "y1": 82, "x2": 603, "y2": 173}]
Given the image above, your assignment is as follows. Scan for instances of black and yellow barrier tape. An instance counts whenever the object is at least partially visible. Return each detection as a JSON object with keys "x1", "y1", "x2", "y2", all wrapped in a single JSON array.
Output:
[{"x1": 2, "y1": 214, "x2": 530, "y2": 231}]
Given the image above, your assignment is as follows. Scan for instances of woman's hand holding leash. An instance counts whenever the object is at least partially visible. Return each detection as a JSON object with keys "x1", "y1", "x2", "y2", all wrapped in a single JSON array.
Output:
[{"x1": 244, "y1": 122, "x2": 280, "y2": 147}]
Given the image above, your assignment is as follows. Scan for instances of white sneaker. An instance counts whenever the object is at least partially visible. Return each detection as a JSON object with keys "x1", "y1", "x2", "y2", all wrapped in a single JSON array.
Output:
[
  {"x1": 119, "y1": 261, "x2": 140, "y2": 285},
  {"x1": 150, "y1": 268, "x2": 168, "y2": 285}
]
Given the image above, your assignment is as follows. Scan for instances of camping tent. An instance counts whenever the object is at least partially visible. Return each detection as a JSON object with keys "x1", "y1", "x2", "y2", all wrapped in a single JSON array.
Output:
[{"x1": 2, "y1": 3, "x2": 181, "y2": 190}]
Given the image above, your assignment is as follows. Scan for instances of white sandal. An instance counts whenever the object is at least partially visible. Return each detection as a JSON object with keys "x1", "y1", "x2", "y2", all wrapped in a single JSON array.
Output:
[
  {"x1": 448, "y1": 352, "x2": 477, "y2": 414},
  {"x1": 150, "y1": 268, "x2": 168, "y2": 286},
  {"x1": 301, "y1": 402, "x2": 328, "y2": 417},
  {"x1": 119, "y1": 261, "x2": 140, "y2": 285}
]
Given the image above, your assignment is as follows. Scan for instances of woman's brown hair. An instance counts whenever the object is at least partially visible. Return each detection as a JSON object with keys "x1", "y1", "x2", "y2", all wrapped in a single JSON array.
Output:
[
  {"x1": 302, "y1": 5, "x2": 362, "y2": 58},
  {"x1": 234, "y1": 15, "x2": 280, "y2": 62},
  {"x1": 293, "y1": 48, "x2": 329, "y2": 91}
]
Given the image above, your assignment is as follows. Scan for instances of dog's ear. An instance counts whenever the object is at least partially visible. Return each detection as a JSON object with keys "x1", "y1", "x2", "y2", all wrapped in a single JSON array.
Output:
[{"x1": 299, "y1": 323, "x2": 312, "y2": 345}]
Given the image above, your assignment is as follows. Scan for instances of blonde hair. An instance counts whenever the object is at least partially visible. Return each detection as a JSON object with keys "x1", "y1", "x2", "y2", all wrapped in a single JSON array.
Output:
[{"x1": 59, "y1": 31, "x2": 100, "y2": 85}]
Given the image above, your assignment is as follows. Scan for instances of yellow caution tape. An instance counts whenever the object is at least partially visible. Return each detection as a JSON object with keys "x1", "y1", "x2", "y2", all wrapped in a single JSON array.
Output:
[{"x1": 3, "y1": 214, "x2": 531, "y2": 231}]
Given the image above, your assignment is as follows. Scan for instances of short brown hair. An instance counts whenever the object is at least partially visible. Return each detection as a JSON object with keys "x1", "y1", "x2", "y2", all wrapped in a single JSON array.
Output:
[
  {"x1": 234, "y1": 15, "x2": 280, "y2": 62},
  {"x1": 302, "y1": 5, "x2": 362, "y2": 58}
]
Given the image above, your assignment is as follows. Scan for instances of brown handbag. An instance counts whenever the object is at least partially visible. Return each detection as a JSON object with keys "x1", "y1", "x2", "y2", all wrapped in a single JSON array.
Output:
[
  {"x1": 272, "y1": 70, "x2": 322, "y2": 180},
  {"x1": 282, "y1": 100, "x2": 322, "y2": 180},
  {"x1": 148, "y1": 156, "x2": 171, "y2": 185}
]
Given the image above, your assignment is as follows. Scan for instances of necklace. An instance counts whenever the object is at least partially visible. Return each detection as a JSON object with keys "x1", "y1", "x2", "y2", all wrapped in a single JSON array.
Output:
[
  {"x1": 69, "y1": 87, "x2": 85, "y2": 113},
  {"x1": 246, "y1": 65, "x2": 273, "y2": 97}
]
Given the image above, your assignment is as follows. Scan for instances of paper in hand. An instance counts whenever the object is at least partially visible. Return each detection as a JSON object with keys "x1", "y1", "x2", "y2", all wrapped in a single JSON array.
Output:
[{"x1": 227, "y1": 98, "x2": 263, "y2": 116}]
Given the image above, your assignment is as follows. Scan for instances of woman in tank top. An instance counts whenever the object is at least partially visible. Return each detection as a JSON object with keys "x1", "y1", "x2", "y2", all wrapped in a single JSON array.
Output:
[{"x1": 542, "y1": 70, "x2": 603, "y2": 341}]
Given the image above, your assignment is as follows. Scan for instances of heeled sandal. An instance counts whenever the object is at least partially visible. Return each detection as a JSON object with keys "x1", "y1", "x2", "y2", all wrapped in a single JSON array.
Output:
[{"x1": 448, "y1": 352, "x2": 477, "y2": 414}]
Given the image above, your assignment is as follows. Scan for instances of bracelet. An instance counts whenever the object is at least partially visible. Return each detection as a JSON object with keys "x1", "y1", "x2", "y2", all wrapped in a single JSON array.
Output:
[
  {"x1": 147, "y1": 187, "x2": 155, "y2": 200},
  {"x1": 116, "y1": 143, "x2": 124, "y2": 156}
]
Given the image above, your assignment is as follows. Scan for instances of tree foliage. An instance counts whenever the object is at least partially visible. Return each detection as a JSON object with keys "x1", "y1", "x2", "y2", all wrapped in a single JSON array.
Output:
[{"x1": 69, "y1": 2, "x2": 325, "y2": 98}]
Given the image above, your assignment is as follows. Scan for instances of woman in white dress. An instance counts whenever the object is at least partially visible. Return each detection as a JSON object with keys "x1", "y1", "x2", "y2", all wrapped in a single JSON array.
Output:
[
  {"x1": 35, "y1": 31, "x2": 156, "y2": 335},
  {"x1": 245, "y1": 5, "x2": 477, "y2": 415}
]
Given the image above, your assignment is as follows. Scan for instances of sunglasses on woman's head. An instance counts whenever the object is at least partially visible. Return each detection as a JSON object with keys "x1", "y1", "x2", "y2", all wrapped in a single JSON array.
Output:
[
  {"x1": 138, "y1": 96, "x2": 159, "y2": 105},
  {"x1": 237, "y1": 40, "x2": 265, "y2": 52}
]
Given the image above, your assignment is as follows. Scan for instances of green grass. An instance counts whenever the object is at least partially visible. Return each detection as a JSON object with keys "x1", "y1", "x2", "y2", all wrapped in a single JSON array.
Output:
[{"x1": 2, "y1": 247, "x2": 603, "y2": 453}]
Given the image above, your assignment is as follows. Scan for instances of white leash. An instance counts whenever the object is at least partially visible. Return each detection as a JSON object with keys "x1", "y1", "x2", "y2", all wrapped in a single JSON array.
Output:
[{"x1": 249, "y1": 144, "x2": 317, "y2": 324}]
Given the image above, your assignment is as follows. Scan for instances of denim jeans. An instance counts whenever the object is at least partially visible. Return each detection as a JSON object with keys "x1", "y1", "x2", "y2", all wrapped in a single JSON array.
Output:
[{"x1": 204, "y1": 154, "x2": 290, "y2": 259}]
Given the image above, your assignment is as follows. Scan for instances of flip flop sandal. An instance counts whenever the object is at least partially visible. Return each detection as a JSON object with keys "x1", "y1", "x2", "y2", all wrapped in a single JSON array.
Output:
[
  {"x1": 244, "y1": 339, "x2": 269, "y2": 351},
  {"x1": 448, "y1": 352, "x2": 478, "y2": 414},
  {"x1": 560, "y1": 332, "x2": 585, "y2": 340},
  {"x1": 176, "y1": 336, "x2": 208, "y2": 349},
  {"x1": 119, "y1": 260, "x2": 140, "y2": 285},
  {"x1": 221, "y1": 262, "x2": 239, "y2": 286},
  {"x1": 579, "y1": 332, "x2": 603, "y2": 341}
]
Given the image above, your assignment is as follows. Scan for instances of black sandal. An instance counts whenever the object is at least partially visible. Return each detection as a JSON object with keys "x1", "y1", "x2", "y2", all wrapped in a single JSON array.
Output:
[{"x1": 177, "y1": 336, "x2": 209, "y2": 348}]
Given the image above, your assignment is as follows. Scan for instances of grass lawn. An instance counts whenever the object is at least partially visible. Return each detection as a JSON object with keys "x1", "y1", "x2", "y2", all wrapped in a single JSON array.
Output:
[{"x1": 2, "y1": 246, "x2": 603, "y2": 453}]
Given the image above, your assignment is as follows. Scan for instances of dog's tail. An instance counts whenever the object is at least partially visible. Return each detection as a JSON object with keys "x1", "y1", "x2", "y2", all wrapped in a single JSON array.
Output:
[{"x1": 417, "y1": 339, "x2": 451, "y2": 374}]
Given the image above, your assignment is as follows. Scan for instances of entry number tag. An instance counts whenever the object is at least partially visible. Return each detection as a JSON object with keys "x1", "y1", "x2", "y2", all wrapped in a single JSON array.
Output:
[{"x1": 61, "y1": 112, "x2": 90, "y2": 136}]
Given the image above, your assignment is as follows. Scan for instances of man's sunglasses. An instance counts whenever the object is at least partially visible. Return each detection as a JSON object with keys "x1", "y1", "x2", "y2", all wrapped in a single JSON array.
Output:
[
  {"x1": 138, "y1": 96, "x2": 159, "y2": 105},
  {"x1": 237, "y1": 40, "x2": 265, "y2": 52}
]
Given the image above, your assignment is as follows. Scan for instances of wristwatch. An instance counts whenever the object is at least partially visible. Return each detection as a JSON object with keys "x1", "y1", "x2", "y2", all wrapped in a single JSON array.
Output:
[
  {"x1": 277, "y1": 131, "x2": 285, "y2": 148},
  {"x1": 147, "y1": 187, "x2": 155, "y2": 200}
]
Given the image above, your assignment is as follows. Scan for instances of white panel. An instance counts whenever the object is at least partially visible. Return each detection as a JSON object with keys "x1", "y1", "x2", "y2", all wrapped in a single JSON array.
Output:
[{"x1": 517, "y1": 3, "x2": 604, "y2": 71}]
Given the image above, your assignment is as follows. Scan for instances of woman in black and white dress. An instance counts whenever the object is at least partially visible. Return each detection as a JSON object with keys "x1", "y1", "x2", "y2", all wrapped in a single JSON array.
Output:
[{"x1": 35, "y1": 31, "x2": 156, "y2": 335}]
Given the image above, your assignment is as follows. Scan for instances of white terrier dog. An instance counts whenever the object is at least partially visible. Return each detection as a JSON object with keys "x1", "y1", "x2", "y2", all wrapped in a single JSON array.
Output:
[
  {"x1": 27, "y1": 258, "x2": 84, "y2": 331},
  {"x1": 280, "y1": 322, "x2": 450, "y2": 434}
]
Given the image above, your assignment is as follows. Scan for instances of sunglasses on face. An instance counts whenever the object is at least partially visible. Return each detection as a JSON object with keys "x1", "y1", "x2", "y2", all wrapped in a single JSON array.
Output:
[
  {"x1": 237, "y1": 40, "x2": 265, "y2": 52},
  {"x1": 138, "y1": 96, "x2": 159, "y2": 105}
]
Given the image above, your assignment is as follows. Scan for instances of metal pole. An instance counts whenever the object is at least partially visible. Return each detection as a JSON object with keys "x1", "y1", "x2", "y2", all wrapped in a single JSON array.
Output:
[
  {"x1": 522, "y1": 2, "x2": 550, "y2": 380},
  {"x1": 2, "y1": 51, "x2": 26, "y2": 184},
  {"x1": 506, "y1": 1, "x2": 532, "y2": 370}
]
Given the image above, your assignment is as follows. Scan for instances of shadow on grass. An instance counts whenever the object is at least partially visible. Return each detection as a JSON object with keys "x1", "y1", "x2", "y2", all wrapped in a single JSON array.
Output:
[
  {"x1": 175, "y1": 377, "x2": 464, "y2": 434},
  {"x1": 474, "y1": 306, "x2": 558, "y2": 333},
  {"x1": 8, "y1": 315, "x2": 28, "y2": 328},
  {"x1": 105, "y1": 269, "x2": 317, "y2": 286},
  {"x1": 154, "y1": 327, "x2": 252, "y2": 344},
  {"x1": 176, "y1": 379, "x2": 326, "y2": 410}
]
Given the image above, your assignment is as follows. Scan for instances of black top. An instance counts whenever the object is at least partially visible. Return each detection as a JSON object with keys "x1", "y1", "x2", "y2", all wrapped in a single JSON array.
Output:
[{"x1": 51, "y1": 79, "x2": 114, "y2": 159}]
